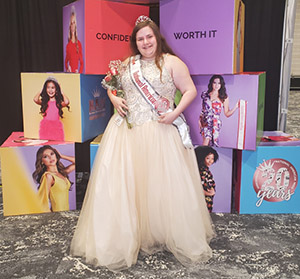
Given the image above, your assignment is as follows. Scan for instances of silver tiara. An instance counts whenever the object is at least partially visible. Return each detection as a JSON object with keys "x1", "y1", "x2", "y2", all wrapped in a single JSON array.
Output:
[
  {"x1": 46, "y1": 76, "x2": 58, "y2": 83},
  {"x1": 135, "y1": 15, "x2": 152, "y2": 26}
]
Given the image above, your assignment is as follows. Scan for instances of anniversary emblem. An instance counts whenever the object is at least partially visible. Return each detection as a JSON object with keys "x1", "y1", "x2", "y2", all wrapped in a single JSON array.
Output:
[{"x1": 253, "y1": 158, "x2": 298, "y2": 207}]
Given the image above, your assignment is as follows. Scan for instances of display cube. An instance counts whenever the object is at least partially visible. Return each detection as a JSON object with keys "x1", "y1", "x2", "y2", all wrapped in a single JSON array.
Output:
[
  {"x1": 160, "y1": 0, "x2": 245, "y2": 74},
  {"x1": 195, "y1": 146, "x2": 233, "y2": 213},
  {"x1": 63, "y1": 0, "x2": 149, "y2": 74},
  {"x1": 21, "y1": 72, "x2": 112, "y2": 143},
  {"x1": 184, "y1": 72, "x2": 265, "y2": 150},
  {"x1": 234, "y1": 131, "x2": 300, "y2": 214},
  {"x1": 90, "y1": 134, "x2": 103, "y2": 171},
  {"x1": 0, "y1": 132, "x2": 76, "y2": 216}
]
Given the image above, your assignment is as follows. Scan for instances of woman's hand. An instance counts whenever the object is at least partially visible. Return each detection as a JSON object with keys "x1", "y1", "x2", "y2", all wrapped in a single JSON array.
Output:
[
  {"x1": 33, "y1": 91, "x2": 42, "y2": 105},
  {"x1": 204, "y1": 188, "x2": 216, "y2": 196},
  {"x1": 111, "y1": 95, "x2": 128, "y2": 117},
  {"x1": 158, "y1": 110, "x2": 177, "y2": 125},
  {"x1": 234, "y1": 100, "x2": 240, "y2": 110}
]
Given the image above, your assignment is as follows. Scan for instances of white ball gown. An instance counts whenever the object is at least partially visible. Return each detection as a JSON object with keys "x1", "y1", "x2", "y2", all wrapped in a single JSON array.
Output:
[{"x1": 70, "y1": 56, "x2": 215, "y2": 271}]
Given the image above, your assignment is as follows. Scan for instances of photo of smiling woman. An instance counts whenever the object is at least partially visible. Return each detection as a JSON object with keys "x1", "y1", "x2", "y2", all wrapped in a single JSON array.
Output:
[
  {"x1": 65, "y1": 6, "x2": 84, "y2": 73},
  {"x1": 70, "y1": 15, "x2": 214, "y2": 271},
  {"x1": 33, "y1": 77, "x2": 70, "y2": 141},
  {"x1": 199, "y1": 74, "x2": 239, "y2": 146},
  {"x1": 32, "y1": 145, "x2": 75, "y2": 212}
]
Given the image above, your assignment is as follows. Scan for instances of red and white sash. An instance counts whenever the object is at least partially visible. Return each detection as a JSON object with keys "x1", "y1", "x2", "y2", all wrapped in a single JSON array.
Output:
[
  {"x1": 237, "y1": 99, "x2": 247, "y2": 149},
  {"x1": 130, "y1": 55, "x2": 193, "y2": 149}
]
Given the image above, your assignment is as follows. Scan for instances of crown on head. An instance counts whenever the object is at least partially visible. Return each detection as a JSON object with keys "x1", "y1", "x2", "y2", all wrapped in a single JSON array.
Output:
[
  {"x1": 46, "y1": 76, "x2": 58, "y2": 83},
  {"x1": 135, "y1": 15, "x2": 152, "y2": 26}
]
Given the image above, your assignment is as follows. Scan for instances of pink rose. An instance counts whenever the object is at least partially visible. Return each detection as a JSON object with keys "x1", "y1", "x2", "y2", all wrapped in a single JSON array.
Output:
[
  {"x1": 110, "y1": 67, "x2": 118, "y2": 76},
  {"x1": 105, "y1": 74, "x2": 112, "y2": 82}
]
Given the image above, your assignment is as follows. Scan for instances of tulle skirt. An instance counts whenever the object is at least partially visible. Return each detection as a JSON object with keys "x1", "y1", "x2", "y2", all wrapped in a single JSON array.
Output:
[
  {"x1": 39, "y1": 119, "x2": 64, "y2": 141},
  {"x1": 70, "y1": 114, "x2": 215, "y2": 271}
]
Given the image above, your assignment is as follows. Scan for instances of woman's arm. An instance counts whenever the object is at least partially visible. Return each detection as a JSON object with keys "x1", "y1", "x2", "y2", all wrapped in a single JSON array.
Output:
[
  {"x1": 65, "y1": 43, "x2": 71, "y2": 72},
  {"x1": 223, "y1": 97, "x2": 239, "y2": 118},
  {"x1": 78, "y1": 41, "x2": 84, "y2": 73},
  {"x1": 159, "y1": 55, "x2": 197, "y2": 124},
  {"x1": 61, "y1": 92, "x2": 70, "y2": 107},
  {"x1": 59, "y1": 153, "x2": 75, "y2": 174},
  {"x1": 37, "y1": 173, "x2": 53, "y2": 212},
  {"x1": 107, "y1": 89, "x2": 128, "y2": 117},
  {"x1": 106, "y1": 57, "x2": 129, "y2": 117},
  {"x1": 33, "y1": 92, "x2": 42, "y2": 105}
]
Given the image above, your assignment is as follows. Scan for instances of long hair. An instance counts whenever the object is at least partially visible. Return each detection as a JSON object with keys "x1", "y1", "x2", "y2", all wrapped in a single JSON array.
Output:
[
  {"x1": 130, "y1": 20, "x2": 176, "y2": 76},
  {"x1": 68, "y1": 7, "x2": 79, "y2": 53},
  {"x1": 207, "y1": 75, "x2": 228, "y2": 103},
  {"x1": 32, "y1": 145, "x2": 69, "y2": 186},
  {"x1": 39, "y1": 78, "x2": 69, "y2": 118},
  {"x1": 195, "y1": 146, "x2": 219, "y2": 169}
]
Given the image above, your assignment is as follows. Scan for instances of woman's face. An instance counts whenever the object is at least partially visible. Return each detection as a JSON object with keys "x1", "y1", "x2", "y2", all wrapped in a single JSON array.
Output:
[
  {"x1": 70, "y1": 15, "x2": 76, "y2": 34},
  {"x1": 46, "y1": 82, "x2": 56, "y2": 98},
  {"x1": 136, "y1": 26, "x2": 157, "y2": 60},
  {"x1": 212, "y1": 78, "x2": 221, "y2": 91},
  {"x1": 42, "y1": 149, "x2": 57, "y2": 167},
  {"x1": 204, "y1": 153, "x2": 215, "y2": 167}
]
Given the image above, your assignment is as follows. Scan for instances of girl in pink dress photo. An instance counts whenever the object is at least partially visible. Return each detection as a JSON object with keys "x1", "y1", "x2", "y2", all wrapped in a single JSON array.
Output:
[{"x1": 33, "y1": 77, "x2": 70, "y2": 141}]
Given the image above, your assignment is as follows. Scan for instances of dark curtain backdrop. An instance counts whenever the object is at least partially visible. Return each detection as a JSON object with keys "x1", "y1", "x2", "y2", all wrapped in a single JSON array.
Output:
[
  {"x1": 0, "y1": 0, "x2": 285, "y2": 169},
  {"x1": 242, "y1": 0, "x2": 285, "y2": 131}
]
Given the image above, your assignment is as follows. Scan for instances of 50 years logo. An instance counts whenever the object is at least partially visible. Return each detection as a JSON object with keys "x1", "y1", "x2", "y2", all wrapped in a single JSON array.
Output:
[{"x1": 253, "y1": 158, "x2": 298, "y2": 207}]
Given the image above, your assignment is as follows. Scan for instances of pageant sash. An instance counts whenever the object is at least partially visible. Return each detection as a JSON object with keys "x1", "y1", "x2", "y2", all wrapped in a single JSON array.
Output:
[
  {"x1": 237, "y1": 99, "x2": 247, "y2": 149},
  {"x1": 130, "y1": 55, "x2": 193, "y2": 149}
]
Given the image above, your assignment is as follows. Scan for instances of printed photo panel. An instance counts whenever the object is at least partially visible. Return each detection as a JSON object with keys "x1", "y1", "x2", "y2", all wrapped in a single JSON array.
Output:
[
  {"x1": 235, "y1": 142, "x2": 300, "y2": 214},
  {"x1": 1, "y1": 132, "x2": 76, "y2": 216},
  {"x1": 63, "y1": 0, "x2": 149, "y2": 74},
  {"x1": 195, "y1": 145, "x2": 233, "y2": 213},
  {"x1": 21, "y1": 72, "x2": 111, "y2": 142},
  {"x1": 160, "y1": 0, "x2": 245, "y2": 74},
  {"x1": 184, "y1": 73, "x2": 265, "y2": 150}
]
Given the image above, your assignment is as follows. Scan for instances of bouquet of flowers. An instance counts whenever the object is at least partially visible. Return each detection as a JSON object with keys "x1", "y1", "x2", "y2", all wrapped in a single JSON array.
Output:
[{"x1": 101, "y1": 60, "x2": 132, "y2": 128}]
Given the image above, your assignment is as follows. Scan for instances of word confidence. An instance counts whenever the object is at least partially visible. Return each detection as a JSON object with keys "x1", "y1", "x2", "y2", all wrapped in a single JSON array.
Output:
[
  {"x1": 96, "y1": 33, "x2": 131, "y2": 42},
  {"x1": 174, "y1": 30, "x2": 217, "y2": 40}
]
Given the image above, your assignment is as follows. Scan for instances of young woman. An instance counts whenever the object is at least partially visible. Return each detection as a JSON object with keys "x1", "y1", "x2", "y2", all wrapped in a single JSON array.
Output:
[
  {"x1": 70, "y1": 16, "x2": 214, "y2": 271},
  {"x1": 199, "y1": 75, "x2": 239, "y2": 146},
  {"x1": 65, "y1": 6, "x2": 83, "y2": 73},
  {"x1": 33, "y1": 77, "x2": 70, "y2": 141},
  {"x1": 32, "y1": 145, "x2": 75, "y2": 212}
]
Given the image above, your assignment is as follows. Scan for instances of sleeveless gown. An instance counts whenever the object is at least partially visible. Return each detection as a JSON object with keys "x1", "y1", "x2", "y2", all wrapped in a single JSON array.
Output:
[
  {"x1": 37, "y1": 172, "x2": 71, "y2": 212},
  {"x1": 200, "y1": 91, "x2": 223, "y2": 146},
  {"x1": 39, "y1": 100, "x2": 64, "y2": 141},
  {"x1": 70, "y1": 57, "x2": 215, "y2": 271}
]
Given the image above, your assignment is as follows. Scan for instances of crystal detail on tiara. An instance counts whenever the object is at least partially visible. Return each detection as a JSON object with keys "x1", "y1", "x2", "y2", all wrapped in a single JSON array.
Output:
[
  {"x1": 46, "y1": 76, "x2": 58, "y2": 83},
  {"x1": 135, "y1": 15, "x2": 152, "y2": 26}
]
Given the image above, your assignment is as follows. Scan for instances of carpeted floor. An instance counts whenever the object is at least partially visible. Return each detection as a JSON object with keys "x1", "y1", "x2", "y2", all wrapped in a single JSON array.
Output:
[
  {"x1": 1, "y1": 195, "x2": 299, "y2": 279},
  {"x1": 0, "y1": 91, "x2": 300, "y2": 279}
]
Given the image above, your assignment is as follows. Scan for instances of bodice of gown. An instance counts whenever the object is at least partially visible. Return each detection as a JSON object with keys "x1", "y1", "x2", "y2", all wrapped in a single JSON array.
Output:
[
  {"x1": 121, "y1": 56, "x2": 177, "y2": 127},
  {"x1": 38, "y1": 171, "x2": 71, "y2": 212},
  {"x1": 201, "y1": 91, "x2": 223, "y2": 119},
  {"x1": 44, "y1": 101, "x2": 60, "y2": 121}
]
